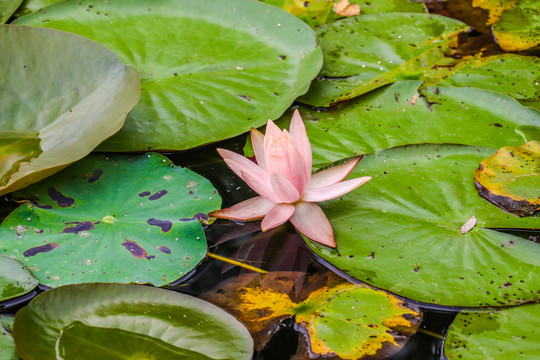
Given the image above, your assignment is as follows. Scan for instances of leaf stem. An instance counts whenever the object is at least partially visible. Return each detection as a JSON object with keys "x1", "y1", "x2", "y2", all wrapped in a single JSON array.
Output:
[{"x1": 207, "y1": 252, "x2": 268, "y2": 274}]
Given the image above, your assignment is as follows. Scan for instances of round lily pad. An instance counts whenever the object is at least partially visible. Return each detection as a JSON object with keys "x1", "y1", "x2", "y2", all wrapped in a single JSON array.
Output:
[
  {"x1": 263, "y1": 81, "x2": 540, "y2": 168},
  {"x1": 475, "y1": 141, "x2": 540, "y2": 217},
  {"x1": 13, "y1": 283, "x2": 254, "y2": 360},
  {"x1": 0, "y1": 0, "x2": 22, "y2": 23},
  {"x1": 307, "y1": 144, "x2": 540, "y2": 307},
  {"x1": 16, "y1": 0, "x2": 323, "y2": 151},
  {"x1": 297, "y1": 12, "x2": 468, "y2": 107},
  {"x1": 0, "y1": 25, "x2": 140, "y2": 196},
  {"x1": 202, "y1": 271, "x2": 421, "y2": 358},
  {"x1": 0, "y1": 153, "x2": 221, "y2": 287},
  {"x1": 445, "y1": 303, "x2": 540, "y2": 359},
  {"x1": 0, "y1": 255, "x2": 38, "y2": 302}
]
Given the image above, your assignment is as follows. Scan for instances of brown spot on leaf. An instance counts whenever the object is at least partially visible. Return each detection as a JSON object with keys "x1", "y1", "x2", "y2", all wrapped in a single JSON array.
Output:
[
  {"x1": 122, "y1": 241, "x2": 148, "y2": 259},
  {"x1": 63, "y1": 221, "x2": 94, "y2": 233},
  {"x1": 87, "y1": 169, "x2": 103, "y2": 183},
  {"x1": 23, "y1": 243, "x2": 59, "y2": 257},
  {"x1": 138, "y1": 191, "x2": 151, "y2": 197},
  {"x1": 147, "y1": 218, "x2": 172, "y2": 232},
  {"x1": 47, "y1": 187, "x2": 74, "y2": 207},
  {"x1": 158, "y1": 246, "x2": 171, "y2": 254},
  {"x1": 149, "y1": 189, "x2": 167, "y2": 200}
]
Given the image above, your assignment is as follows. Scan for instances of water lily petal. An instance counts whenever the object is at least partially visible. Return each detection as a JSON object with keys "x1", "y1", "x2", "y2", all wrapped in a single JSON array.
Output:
[
  {"x1": 290, "y1": 202, "x2": 335, "y2": 248},
  {"x1": 217, "y1": 148, "x2": 277, "y2": 202},
  {"x1": 302, "y1": 176, "x2": 371, "y2": 202},
  {"x1": 264, "y1": 119, "x2": 282, "y2": 143},
  {"x1": 309, "y1": 156, "x2": 362, "y2": 189},
  {"x1": 289, "y1": 110, "x2": 312, "y2": 181},
  {"x1": 270, "y1": 172, "x2": 301, "y2": 203},
  {"x1": 261, "y1": 203, "x2": 296, "y2": 231},
  {"x1": 251, "y1": 127, "x2": 267, "y2": 171},
  {"x1": 210, "y1": 196, "x2": 275, "y2": 221},
  {"x1": 265, "y1": 130, "x2": 308, "y2": 194}
]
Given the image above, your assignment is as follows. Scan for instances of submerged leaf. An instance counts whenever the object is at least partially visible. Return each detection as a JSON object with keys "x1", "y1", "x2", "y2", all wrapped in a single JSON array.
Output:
[
  {"x1": 202, "y1": 270, "x2": 421, "y2": 359},
  {"x1": 0, "y1": 255, "x2": 38, "y2": 302},
  {"x1": 0, "y1": 153, "x2": 221, "y2": 287},
  {"x1": 475, "y1": 141, "x2": 540, "y2": 217},
  {"x1": 0, "y1": 130, "x2": 41, "y2": 187}
]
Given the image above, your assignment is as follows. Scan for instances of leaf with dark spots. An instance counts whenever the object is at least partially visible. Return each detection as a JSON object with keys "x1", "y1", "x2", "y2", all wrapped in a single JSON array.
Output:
[
  {"x1": 47, "y1": 187, "x2": 74, "y2": 207},
  {"x1": 62, "y1": 221, "x2": 94, "y2": 234},
  {"x1": 87, "y1": 169, "x2": 103, "y2": 183},
  {"x1": 122, "y1": 241, "x2": 148, "y2": 259},
  {"x1": 146, "y1": 218, "x2": 172, "y2": 233},
  {"x1": 28, "y1": 197, "x2": 52, "y2": 209},
  {"x1": 138, "y1": 191, "x2": 151, "y2": 197},
  {"x1": 158, "y1": 246, "x2": 171, "y2": 254},
  {"x1": 148, "y1": 189, "x2": 167, "y2": 200},
  {"x1": 23, "y1": 243, "x2": 59, "y2": 257}
]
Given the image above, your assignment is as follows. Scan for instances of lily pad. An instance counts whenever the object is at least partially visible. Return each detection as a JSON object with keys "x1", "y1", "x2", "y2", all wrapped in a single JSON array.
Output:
[
  {"x1": 11, "y1": 0, "x2": 63, "y2": 18},
  {"x1": 474, "y1": 141, "x2": 540, "y2": 217},
  {"x1": 16, "y1": 0, "x2": 323, "y2": 151},
  {"x1": 202, "y1": 271, "x2": 421, "y2": 359},
  {"x1": 297, "y1": 13, "x2": 468, "y2": 107},
  {"x1": 0, "y1": 153, "x2": 221, "y2": 287},
  {"x1": 307, "y1": 144, "x2": 540, "y2": 307},
  {"x1": 13, "y1": 283, "x2": 254, "y2": 360},
  {"x1": 0, "y1": 316, "x2": 18, "y2": 360},
  {"x1": 444, "y1": 303, "x2": 540, "y2": 359},
  {"x1": 265, "y1": 81, "x2": 540, "y2": 168},
  {"x1": 0, "y1": 25, "x2": 139, "y2": 196},
  {"x1": 0, "y1": 0, "x2": 22, "y2": 23},
  {"x1": 431, "y1": 54, "x2": 540, "y2": 110},
  {"x1": 492, "y1": 0, "x2": 540, "y2": 52},
  {"x1": 0, "y1": 255, "x2": 38, "y2": 302}
]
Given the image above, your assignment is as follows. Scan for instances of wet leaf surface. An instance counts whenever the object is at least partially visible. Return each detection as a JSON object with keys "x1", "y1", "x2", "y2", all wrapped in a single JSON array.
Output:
[
  {"x1": 16, "y1": 0, "x2": 322, "y2": 151},
  {"x1": 0, "y1": 25, "x2": 139, "y2": 196},
  {"x1": 298, "y1": 13, "x2": 468, "y2": 106},
  {"x1": 0, "y1": 255, "x2": 38, "y2": 302},
  {"x1": 307, "y1": 144, "x2": 540, "y2": 307},
  {"x1": 13, "y1": 283, "x2": 253, "y2": 360},
  {"x1": 444, "y1": 302, "x2": 540, "y2": 359},
  {"x1": 0, "y1": 153, "x2": 221, "y2": 287},
  {"x1": 201, "y1": 269, "x2": 421, "y2": 359},
  {"x1": 474, "y1": 141, "x2": 540, "y2": 217},
  {"x1": 492, "y1": 0, "x2": 540, "y2": 52}
]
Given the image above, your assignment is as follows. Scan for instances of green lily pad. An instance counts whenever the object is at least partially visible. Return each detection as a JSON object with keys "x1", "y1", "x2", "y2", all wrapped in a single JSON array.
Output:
[
  {"x1": 11, "y1": 0, "x2": 63, "y2": 18},
  {"x1": 13, "y1": 283, "x2": 253, "y2": 360},
  {"x1": 475, "y1": 141, "x2": 540, "y2": 217},
  {"x1": 0, "y1": 153, "x2": 221, "y2": 288},
  {"x1": 444, "y1": 303, "x2": 540, "y2": 359},
  {"x1": 307, "y1": 144, "x2": 540, "y2": 307},
  {"x1": 0, "y1": 0, "x2": 22, "y2": 23},
  {"x1": 0, "y1": 25, "x2": 139, "y2": 196},
  {"x1": 0, "y1": 130, "x2": 42, "y2": 187},
  {"x1": 0, "y1": 255, "x2": 38, "y2": 302},
  {"x1": 297, "y1": 13, "x2": 468, "y2": 107},
  {"x1": 431, "y1": 54, "x2": 540, "y2": 110},
  {"x1": 265, "y1": 81, "x2": 540, "y2": 168},
  {"x1": 492, "y1": 0, "x2": 540, "y2": 52},
  {"x1": 202, "y1": 271, "x2": 421, "y2": 358},
  {"x1": 0, "y1": 316, "x2": 18, "y2": 360},
  {"x1": 16, "y1": 0, "x2": 322, "y2": 151},
  {"x1": 282, "y1": 0, "x2": 333, "y2": 27}
]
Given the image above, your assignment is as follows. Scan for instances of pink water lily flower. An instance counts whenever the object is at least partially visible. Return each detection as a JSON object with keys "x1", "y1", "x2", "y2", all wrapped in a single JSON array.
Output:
[{"x1": 210, "y1": 110, "x2": 371, "y2": 248}]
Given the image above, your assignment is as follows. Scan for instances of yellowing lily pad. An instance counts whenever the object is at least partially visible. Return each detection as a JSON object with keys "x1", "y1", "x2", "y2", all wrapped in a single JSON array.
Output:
[
  {"x1": 475, "y1": 141, "x2": 540, "y2": 217},
  {"x1": 492, "y1": 0, "x2": 540, "y2": 52},
  {"x1": 201, "y1": 270, "x2": 421, "y2": 359},
  {"x1": 0, "y1": 153, "x2": 221, "y2": 287}
]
